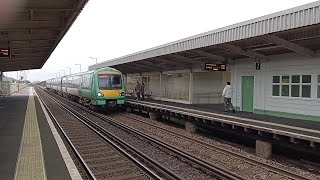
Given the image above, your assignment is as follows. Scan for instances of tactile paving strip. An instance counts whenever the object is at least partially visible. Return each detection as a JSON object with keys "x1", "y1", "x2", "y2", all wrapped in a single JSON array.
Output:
[{"x1": 14, "y1": 89, "x2": 47, "y2": 180}]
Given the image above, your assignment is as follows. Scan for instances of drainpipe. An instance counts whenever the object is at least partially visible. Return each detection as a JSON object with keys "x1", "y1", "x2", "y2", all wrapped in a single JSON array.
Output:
[
  {"x1": 189, "y1": 70, "x2": 194, "y2": 104},
  {"x1": 159, "y1": 72, "x2": 162, "y2": 100},
  {"x1": 0, "y1": 71, "x2": 2, "y2": 91}
]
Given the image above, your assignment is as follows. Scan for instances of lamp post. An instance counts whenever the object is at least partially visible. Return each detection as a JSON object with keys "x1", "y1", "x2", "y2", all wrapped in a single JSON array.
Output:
[
  {"x1": 60, "y1": 70, "x2": 65, "y2": 76},
  {"x1": 75, "y1": 64, "x2": 81, "y2": 73},
  {"x1": 66, "y1": 67, "x2": 71, "y2": 75},
  {"x1": 89, "y1": 57, "x2": 98, "y2": 64}
]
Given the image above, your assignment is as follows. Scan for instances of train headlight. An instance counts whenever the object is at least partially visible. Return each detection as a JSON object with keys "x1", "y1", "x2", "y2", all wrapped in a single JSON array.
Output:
[
  {"x1": 97, "y1": 92, "x2": 104, "y2": 97},
  {"x1": 119, "y1": 92, "x2": 125, "y2": 96}
]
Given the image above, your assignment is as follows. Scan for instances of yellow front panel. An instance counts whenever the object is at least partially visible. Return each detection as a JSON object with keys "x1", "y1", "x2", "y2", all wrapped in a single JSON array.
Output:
[{"x1": 100, "y1": 89, "x2": 121, "y2": 98}]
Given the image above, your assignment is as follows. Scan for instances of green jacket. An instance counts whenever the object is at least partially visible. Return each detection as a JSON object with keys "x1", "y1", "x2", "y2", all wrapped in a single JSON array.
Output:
[{"x1": 135, "y1": 83, "x2": 141, "y2": 92}]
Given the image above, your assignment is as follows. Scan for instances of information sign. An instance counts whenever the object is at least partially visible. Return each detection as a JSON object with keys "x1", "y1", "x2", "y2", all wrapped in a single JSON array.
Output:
[
  {"x1": 202, "y1": 63, "x2": 226, "y2": 71},
  {"x1": 0, "y1": 48, "x2": 10, "y2": 58}
]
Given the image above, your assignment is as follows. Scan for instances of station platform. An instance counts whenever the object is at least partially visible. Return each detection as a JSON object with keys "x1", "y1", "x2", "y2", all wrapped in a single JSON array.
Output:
[
  {"x1": 126, "y1": 97, "x2": 320, "y2": 145},
  {"x1": 127, "y1": 97, "x2": 320, "y2": 131},
  {"x1": 0, "y1": 87, "x2": 80, "y2": 180}
]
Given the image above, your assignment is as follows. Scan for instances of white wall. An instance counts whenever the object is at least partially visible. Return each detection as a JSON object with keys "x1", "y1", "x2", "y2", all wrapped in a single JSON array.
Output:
[
  {"x1": 193, "y1": 71, "x2": 230, "y2": 104},
  {"x1": 233, "y1": 52, "x2": 320, "y2": 117},
  {"x1": 161, "y1": 73, "x2": 190, "y2": 101},
  {"x1": 149, "y1": 76, "x2": 160, "y2": 97}
]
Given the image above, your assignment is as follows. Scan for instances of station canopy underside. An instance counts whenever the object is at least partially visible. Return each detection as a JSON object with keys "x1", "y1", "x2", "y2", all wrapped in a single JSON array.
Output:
[
  {"x1": 115, "y1": 25, "x2": 320, "y2": 74},
  {"x1": 0, "y1": 0, "x2": 88, "y2": 72},
  {"x1": 89, "y1": 2, "x2": 320, "y2": 74}
]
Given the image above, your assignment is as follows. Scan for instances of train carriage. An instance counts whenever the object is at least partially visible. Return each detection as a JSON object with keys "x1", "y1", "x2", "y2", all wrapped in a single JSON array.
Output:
[{"x1": 47, "y1": 67, "x2": 126, "y2": 110}]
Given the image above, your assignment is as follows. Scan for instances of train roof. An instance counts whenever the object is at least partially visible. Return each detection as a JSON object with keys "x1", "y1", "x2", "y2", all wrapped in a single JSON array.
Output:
[{"x1": 47, "y1": 67, "x2": 121, "y2": 81}]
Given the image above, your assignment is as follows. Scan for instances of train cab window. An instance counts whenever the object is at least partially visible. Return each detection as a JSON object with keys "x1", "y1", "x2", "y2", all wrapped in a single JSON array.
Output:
[{"x1": 98, "y1": 74, "x2": 122, "y2": 90}]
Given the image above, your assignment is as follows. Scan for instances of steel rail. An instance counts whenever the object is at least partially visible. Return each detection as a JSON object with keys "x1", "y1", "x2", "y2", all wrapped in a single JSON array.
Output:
[
  {"x1": 40, "y1": 88, "x2": 244, "y2": 180},
  {"x1": 37, "y1": 88, "x2": 182, "y2": 180},
  {"x1": 35, "y1": 90, "x2": 97, "y2": 180},
  {"x1": 119, "y1": 113, "x2": 312, "y2": 180}
]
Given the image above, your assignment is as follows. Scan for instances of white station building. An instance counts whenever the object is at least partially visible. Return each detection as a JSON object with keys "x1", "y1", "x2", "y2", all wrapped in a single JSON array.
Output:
[{"x1": 89, "y1": 1, "x2": 320, "y2": 122}]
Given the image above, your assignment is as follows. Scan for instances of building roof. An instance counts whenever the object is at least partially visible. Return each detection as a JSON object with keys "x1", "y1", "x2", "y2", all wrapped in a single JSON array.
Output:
[
  {"x1": 89, "y1": 1, "x2": 320, "y2": 73},
  {"x1": 0, "y1": 0, "x2": 89, "y2": 72}
]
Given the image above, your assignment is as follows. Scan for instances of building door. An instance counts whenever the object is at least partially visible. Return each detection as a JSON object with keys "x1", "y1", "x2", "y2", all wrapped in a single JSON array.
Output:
[{"x1": 242, "y1": 76, "x2": 254, "y2": 112}]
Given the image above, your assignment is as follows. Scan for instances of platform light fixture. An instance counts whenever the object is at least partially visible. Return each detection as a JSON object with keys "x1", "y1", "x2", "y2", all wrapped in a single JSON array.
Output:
[
  {"x1": 89, "y1": 57, "x2": 98, "y2": 64},
  {"x1": 60, "y1": 70, "x2": 65, "y2": 76}
]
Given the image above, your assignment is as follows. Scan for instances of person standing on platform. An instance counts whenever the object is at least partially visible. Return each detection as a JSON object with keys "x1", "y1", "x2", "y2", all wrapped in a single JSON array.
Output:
[
  {"x1": 222, "y1": 81, "x2": 235, "y2": 113},
  {"x1": 135, "y1": 81, "x2": 141, "y2": 100},
  {"x1": 140, "y1": 82, "x2": 145, "y2": 100}
]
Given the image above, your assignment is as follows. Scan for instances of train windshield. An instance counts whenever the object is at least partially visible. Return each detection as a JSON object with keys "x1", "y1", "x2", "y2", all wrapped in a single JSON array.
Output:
[{"x1": 98, "y1": 74, "x2": 122, "y2": 90}]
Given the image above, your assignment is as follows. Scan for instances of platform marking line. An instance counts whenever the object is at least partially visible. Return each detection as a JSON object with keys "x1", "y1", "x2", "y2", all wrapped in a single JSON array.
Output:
[
  {"x1": 14, "y1": 88, "x2": 47, "y2": 180},
  {"x1": 34, "y1": 88, "x2": 83, "y2": 180},
  {"x1": 129, "y1": 100, "x2": 320, "y2": 134}
]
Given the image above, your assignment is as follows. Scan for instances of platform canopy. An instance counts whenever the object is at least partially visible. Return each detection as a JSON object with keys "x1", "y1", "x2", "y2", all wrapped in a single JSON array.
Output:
[
  {"x1": 89, "y1": 1, "x2": 320, "y2": 73},
  {"x1": 0, "y1": 0, "x2": 89, "y2": 72}
]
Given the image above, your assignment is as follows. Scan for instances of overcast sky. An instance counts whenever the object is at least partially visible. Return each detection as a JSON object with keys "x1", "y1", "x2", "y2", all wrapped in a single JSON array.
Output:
[{"x1": 6, "y1": 0, "x2": 317, "y2": 81}]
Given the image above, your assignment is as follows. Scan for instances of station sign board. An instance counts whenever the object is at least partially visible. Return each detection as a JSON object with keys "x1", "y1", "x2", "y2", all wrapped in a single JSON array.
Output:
[
  {"x1": 255, "y1": 62, "x2": 261, "y2": 70},
  {"x1": 0, "y1": 48, "x2": 11, "y2": 58},
  {"x1": 202, "y1": 63, "x2": 226, "y2": 71}
]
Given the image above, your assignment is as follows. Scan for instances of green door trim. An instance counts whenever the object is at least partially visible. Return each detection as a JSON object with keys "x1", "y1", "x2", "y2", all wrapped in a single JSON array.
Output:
[{"x1": 241, "y1": 76, "x2": 254, "y2": 112}]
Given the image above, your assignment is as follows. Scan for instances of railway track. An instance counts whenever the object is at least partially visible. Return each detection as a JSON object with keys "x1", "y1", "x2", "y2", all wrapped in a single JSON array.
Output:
[
  {"x1": 112, "y1": 113, "x2": 316, "y2": 180},
  {"x1": 37, "y1": 89, "x2": 165, "y2": 180},
  {"x1": 37, "y1": 86, "x2": 318, "y2": 179},
  {"x1": 36, "y1": 87, "x2": 244, "y2": 180}
]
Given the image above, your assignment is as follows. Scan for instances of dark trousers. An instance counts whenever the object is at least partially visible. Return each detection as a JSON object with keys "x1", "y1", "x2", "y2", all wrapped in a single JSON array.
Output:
[
  {"x1": 223, "y1": 97, "x2": 234, "y2": 111},
  {"x1": 141, "y1": 92, "x2": 145, "y2": 100},
  {"x1": 136, "y1": 92, "x2": 140, "y2": 100}
]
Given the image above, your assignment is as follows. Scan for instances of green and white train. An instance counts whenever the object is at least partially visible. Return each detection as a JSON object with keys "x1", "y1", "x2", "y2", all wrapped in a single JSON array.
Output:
[{"x1": 46, "y1": 67, "x2": 126, "y2": 110}]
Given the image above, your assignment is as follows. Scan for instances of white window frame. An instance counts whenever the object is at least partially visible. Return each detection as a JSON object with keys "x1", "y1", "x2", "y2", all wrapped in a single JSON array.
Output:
[
  {"x1": 280, "y1": 75, "x2": 290, "y2": 97},
  {"x1": 272, "y1": 75, "x2": 281, "y2": 97},
  {"x1": 272, "y1": 75, "x2": 312, "y2": 98},
  {"x1": 300, "y1": 75, "x2": 312, "y2": 98}
]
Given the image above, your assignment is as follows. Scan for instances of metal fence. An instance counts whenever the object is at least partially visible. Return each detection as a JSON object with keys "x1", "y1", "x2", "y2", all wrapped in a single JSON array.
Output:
[{"x1": 0, "y1": 82, "x2": 28, "y2": 96}]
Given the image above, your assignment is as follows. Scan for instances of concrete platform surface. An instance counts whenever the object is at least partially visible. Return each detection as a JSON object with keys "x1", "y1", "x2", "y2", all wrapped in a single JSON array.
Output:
[
  {"x1": 0, "y1": 87, "x2": 79, "y2": 180},
  {"x1": 126, "y1": 97, "x2": 320, "y2": 137}
]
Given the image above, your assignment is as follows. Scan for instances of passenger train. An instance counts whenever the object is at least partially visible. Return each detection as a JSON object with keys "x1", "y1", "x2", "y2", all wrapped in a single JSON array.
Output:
[{"x1": 45, "y1": 67, "x2": 126, "y2": 110}]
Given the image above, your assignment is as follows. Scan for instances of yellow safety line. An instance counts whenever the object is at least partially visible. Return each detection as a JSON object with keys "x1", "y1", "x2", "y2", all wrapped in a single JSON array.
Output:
[{"x1": 14, "y1": 88, "x2": 47, "y2": 180}]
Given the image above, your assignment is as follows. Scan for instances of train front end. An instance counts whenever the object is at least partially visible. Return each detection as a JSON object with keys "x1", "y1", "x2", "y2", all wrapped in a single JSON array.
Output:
[{"x1": 93, "y1": 69, "x2": 125, "y2": 108}]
